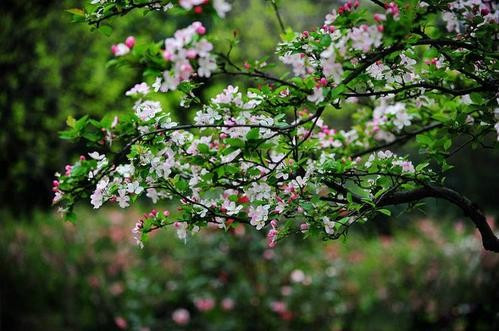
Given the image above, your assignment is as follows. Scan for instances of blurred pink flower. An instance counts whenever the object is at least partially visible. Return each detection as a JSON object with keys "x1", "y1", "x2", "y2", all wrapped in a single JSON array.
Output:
[
  {"x1": 110, "y1": 282, "x2": 125, "y2": 296},
  {"x1": 221, "y1": 297, "x2": 235, "y2": 311},
  {"x1": 270, "y1": 301, "x2": 287, "y2": 314},
  {"x1": 290, "y1": 269, "x2": 305, "y2": 283},
  {"x1": 281, "y1": 286, "x2": 292, "y2": 296},
  {"x1": 88, "y1": 275, "x2": 100, "y2": 289},
  {"x1": 194, "y1": 297, "x2": 215, "y2": 312},
  {"x1": 172, "y1": 308, "x2": 190, "y2": 325},
  {"x1": 114, "y1": 316, "x2": 128, "y2": 329},
  {"x1": 263, "y1": 249, "x2": 275, "y2": 260}
]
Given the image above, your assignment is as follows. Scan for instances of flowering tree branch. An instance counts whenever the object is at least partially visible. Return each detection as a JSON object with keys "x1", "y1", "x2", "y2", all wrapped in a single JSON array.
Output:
[
  {"x1": 377, "y1": 185, "x2": 499, "y2": 252},
  {"x1": 57, "y1": 1, "x2": 499, "y2": 252}
]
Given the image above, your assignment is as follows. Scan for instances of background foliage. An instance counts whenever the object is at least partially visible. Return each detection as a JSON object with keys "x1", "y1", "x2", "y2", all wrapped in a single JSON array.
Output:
[{"x1": 1, "y1": 209, "x2": 498, "y2": 330}]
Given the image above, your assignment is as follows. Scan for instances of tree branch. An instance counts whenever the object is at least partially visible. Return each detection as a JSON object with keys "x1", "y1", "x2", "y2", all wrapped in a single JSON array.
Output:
[
  {"x1": 87, "y1": 1, "x2": 163, "y2": 26},
  {"x1": 270, "y1": 0, "x2": 286, "y2": 33},
  {"x1": 378, "y1": 185, "x2": 499, "y2": 253},
  {"x1": 344, "y1": 83, "x2": 487, "y2": 98}
]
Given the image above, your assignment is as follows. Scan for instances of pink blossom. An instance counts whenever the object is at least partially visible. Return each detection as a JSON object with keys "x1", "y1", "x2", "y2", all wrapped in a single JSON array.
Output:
[
  {"x1": 196, "y1": 24, "x2": 206, "y2": 35},
  {"x1": 194, "y1": 297, "x2": 215, "y2": 312},
  {"x1": 111, "y1": 43, "x2": 130, "y2": 56},
  {"x1": 267, "y1": 228, "x2": 278, "y2": 248},
  {"x1": 114, "y1": 316, "x2": 128, "y2": 330},
  {"x1": 163, "y1": 50, "x2": 173, "y2": 61},
  {"x1": 186, "y1": 49, "x2": 197, "y2": 59},
  {"x1": 65, "y1": 165, "x2": 72, "y2": 176},
  {"x1": 271, "y1": 301, "x2": 287, "y2": 314},
  {"x1": 385, "y1": 2, "x2": 400, "y2": 20},
  {"x1": 125, "y1": 36, "x2": 136, "y2": 49},
  {"x1": 172, "y1": 308, "x2": 190, "y2": 325},
  {"x1": 221, "y1": 298, "x2": 235, "y2": 311}
]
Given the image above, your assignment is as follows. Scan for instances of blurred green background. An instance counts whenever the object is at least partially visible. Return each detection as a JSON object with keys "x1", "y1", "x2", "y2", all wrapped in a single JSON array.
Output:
[{"x1": 1, "y1": 0, "x2": 498, "y2": 330}]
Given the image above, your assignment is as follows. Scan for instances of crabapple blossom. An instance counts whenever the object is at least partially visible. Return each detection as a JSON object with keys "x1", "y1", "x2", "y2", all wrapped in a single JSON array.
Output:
[{"x1": 125, "y1": 82, "x2": 150, "y2": 96}]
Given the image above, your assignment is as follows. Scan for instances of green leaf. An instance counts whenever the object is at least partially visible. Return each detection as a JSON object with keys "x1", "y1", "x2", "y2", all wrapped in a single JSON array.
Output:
[
  {"x1": 98, "y1": 24, "x2": 113, "y2": 36},
  {"x1": 246, "y1": 128, "x2": 260, "y2": 141},
  {"x1": 198, "y1": 143, "x2": 210, "y2": 154},
  {"x1": 175, "y1": 179, "x2": 189, "y2": 192},
  {"x1": 378, "y1": 209, "x2": 391, "y2": 216},
  {"x1": 443, "y1": 138, "x2": 452, "y2": 151},
  {"x1": 65, "y1": 211, "x2": 77, "y2": 223},
  {"x1": 432, "y1": 113, "x2": 448, "y2": 123},
  {"x1": 66, "y1": 8, "x2": 85, "y2": 17},
  {"x1": 226, "y1": 138, "x2": 245, "y2": 148},
  {"x1": 66, "y1": 116, "x2": 76, "y2": 128},
  {"x1": 331, "y1": 84, "x2": 346, "y2": 98}
]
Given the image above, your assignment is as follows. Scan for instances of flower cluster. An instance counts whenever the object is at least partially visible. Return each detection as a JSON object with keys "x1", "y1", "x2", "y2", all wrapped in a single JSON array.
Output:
[
  {"x1": 441, "y1": 0, "x2": 497, "y2": 34},
  {"x1": 154, "y1": 21, "x2": 216, "y2": 92},
  {"x1": 278, "y1": 3, "x2": 386, "y2": 103}
]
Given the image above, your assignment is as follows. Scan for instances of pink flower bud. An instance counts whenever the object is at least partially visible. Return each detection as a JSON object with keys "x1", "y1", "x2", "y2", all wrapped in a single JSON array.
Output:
[
  {"x1": 237, "y1": 195, "x2": 250, "y2": 204},
  {"x1": 267, "y1": 228, "x2": 278, "y2": 248},
  {"x1": 300, "y1": 223, "x2": 309, "y2": 232},
  {"x1": 79, "y1": 155, "x2": 86, "y2": 161},
  {"x1": 65, "y1": 165, "x2": 72, "y2": 176},
  {"x1": 302, "y1": 31, "x2": 309, "y2": 38},
  {"x1": 196, "y1": 25, "x2": 206, "y2": 35},
  {"x1": 52, "y1": 180, "x2": 60, "y2": 187},
  {"x1": 373, "y1": 14, "x2": 385, "y2": 23},
  {"x1": 163, "y1": 50, "x2": 173, "y2": 61},
  {"x1": 163, "y1": 210, "x2": 170, "y2": 217},
  {"x1": 186, "y1": 49, "x2": 197, "y2": 59},
  {"x1": 125, "y1": 36, "x2": 136, "y2": 49},
  {"x1": 270, "y1": 219, "x2": 278, "y2": 228},
  {"x1": 111, "y1": 44, "x2": 118, "y2": 55}
]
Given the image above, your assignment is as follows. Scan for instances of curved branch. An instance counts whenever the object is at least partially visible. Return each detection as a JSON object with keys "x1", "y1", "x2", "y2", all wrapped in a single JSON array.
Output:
[
  {"x1": 88, "y1": 1, "x2": 164, "y2": 26},
  {"x1": 378, "y1": 185, "x2": 499, "y2": 253},
  {"x1": 344, "y1": 83, "x2": 487, "y2": 98}
]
